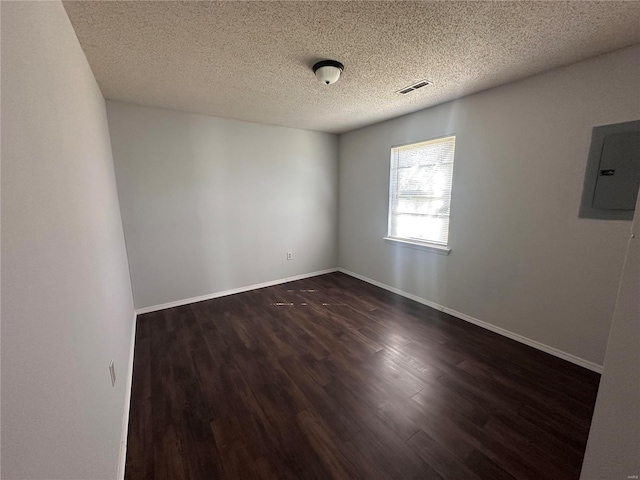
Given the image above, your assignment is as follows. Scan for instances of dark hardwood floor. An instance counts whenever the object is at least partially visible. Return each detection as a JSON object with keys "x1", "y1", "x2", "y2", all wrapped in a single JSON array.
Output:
[{"x1": 125, "y1": 272, "x2": 600, "y2": 480}]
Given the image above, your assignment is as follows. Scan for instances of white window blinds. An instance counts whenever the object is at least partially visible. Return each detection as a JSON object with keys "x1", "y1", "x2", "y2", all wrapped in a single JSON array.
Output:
[{"x1": 388, "y1": 136, "x2": 456, "y2": 246}]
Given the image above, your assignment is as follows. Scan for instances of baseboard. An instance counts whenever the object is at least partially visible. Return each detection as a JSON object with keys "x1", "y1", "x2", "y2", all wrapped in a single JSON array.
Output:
[
  {"x1": 337, "y1": 268, "x2": 603, "y2": 374},
  {"x1": 117, "y1": 311, "x2": 137, "y2": 480},
  {"x1": 135, "y1": 268, "x2": 339, "y2": 315}
]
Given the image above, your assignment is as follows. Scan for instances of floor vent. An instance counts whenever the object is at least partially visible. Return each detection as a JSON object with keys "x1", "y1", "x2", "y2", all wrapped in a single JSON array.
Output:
[{"x1": 397, "y1": 80, "x2": 432, "y2": 94}]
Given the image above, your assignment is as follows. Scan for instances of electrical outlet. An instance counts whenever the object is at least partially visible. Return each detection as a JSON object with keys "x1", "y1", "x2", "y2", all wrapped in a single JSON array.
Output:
[
  {"x1": 287, "y1": 252, "x2": 293, "y2": 260},
  {"x1": 109, "y1": 360, "x2": 116, "y2": 387}
]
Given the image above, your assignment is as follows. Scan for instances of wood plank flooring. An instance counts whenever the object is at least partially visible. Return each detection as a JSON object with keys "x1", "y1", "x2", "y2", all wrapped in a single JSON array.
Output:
[{"x1": 125, "y1": 272, "x2": 600, "y2": 480}]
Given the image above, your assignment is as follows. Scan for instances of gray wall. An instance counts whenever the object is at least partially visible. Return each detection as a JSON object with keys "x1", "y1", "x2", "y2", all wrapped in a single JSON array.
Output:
[
  {"x1": 338, "y1": 45, "x2": 640, "y2": 367},
  {"x1": 1, "y1": 2, "x2": 135, "y2": 479},
  {"x1": 580, "y1": 193, "x2": 640, "y2": 479},
  {"x1": 107, "y1": 101, "x2": 338, "y2": 310}
]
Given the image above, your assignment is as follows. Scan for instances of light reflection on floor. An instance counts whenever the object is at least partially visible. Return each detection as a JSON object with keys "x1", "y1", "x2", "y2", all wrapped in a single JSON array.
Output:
[
  {"x1": 272, "y1": 288, "x2": 347, "y2": 307},
  {"x1": 269, "y1": 302, "x2": 348, "y2": 306}
]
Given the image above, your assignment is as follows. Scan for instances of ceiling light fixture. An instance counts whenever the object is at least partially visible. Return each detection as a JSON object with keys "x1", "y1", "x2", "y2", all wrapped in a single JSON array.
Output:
[{"x1": 313, "y1": 60, "x2": 344, "y2": 85}]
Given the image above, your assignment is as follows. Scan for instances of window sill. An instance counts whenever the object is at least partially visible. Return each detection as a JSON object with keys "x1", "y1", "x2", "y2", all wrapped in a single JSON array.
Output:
[{"x1": 383, "y1": 237, "x2": 451, "y2": 255}]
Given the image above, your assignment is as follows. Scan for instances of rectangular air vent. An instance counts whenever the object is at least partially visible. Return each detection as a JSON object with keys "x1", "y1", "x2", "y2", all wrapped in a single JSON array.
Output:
[{"x1": 397, "y1": 79, "x2": 432, "y2": 94}]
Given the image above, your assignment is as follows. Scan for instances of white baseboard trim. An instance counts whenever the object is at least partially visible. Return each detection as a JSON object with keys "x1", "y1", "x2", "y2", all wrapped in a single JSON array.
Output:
[
  {"x1": 117, "y1": 311, "x2": 137, "y2": 480},
  {"x1": 337, "y1": 268, "x2": 603, "y2": 374},
  {"x1": 135, "y1": 268, "x2": 339, "y2": 315}
]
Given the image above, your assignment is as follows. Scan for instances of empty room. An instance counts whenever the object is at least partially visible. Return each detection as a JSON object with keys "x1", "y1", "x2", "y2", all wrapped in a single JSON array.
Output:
[{"x1": 2, "y1": 1, "x2": 639, "y2": 479}]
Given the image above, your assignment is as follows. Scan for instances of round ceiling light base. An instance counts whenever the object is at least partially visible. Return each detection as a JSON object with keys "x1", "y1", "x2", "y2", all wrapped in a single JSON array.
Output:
[{"x1": 312, "y1": 60, "x2": 344, "y2": 85}]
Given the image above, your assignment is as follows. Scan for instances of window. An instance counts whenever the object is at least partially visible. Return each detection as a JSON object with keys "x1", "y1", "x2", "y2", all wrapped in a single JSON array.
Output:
[{"x1": 386, "y1": 135, "x2": 455, "y2": 250}]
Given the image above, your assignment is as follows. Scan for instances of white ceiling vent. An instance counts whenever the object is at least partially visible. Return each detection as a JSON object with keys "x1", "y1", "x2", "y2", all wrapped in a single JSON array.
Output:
[{"x1": 397, "y1": 80, "x2": 432, "y2": 94}]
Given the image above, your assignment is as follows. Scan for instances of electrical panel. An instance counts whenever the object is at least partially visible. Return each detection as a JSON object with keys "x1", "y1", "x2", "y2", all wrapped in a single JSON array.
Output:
[{"x1": 580, "y1": 121, "x2": 640, "y2": 220}]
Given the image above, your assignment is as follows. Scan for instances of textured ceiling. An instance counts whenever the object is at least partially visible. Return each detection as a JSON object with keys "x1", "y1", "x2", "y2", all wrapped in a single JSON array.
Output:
[{"x1": 63, "y1": 1, "x2": 640, "y2": 134}]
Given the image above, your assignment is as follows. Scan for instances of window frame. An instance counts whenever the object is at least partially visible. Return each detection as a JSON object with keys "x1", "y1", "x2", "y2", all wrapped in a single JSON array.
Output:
[{"x1": 384, "y1": 134, "x2": 456, "y2": 254}]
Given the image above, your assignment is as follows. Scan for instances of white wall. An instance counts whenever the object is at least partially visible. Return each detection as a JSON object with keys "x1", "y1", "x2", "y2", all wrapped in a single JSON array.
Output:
[
  {"x1": 1, "y1": 2, "x2": 135, "y2": 479},
  {"x1": 338, "y1": 45, "x2": 640, "y2": 367},
  {"x1": 106, "y1": 101, "x2": 338, "y2": 310},
  {"x1": 580, "y1": 193, "x2": 640, "y2": 479}
]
